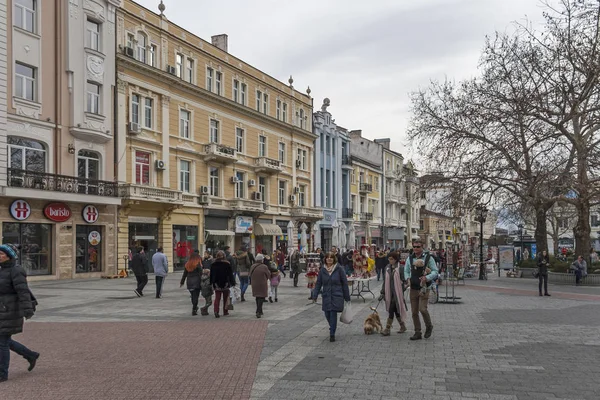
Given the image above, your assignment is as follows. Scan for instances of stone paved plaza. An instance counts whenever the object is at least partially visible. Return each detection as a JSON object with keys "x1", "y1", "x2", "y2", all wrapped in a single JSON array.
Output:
[{"x1": 2, "y1": 273, "x2": 599, "y2": 400}]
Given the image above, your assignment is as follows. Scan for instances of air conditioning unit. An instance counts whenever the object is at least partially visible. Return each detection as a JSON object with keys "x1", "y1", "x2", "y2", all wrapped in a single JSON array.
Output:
[
  {"x1": 289, "y1": 195, "x2": 296, "y2": 203},
  {"x1": 230, "y1": 176, "x2": 240, "y2": 184},
  {"x1": 293, "y1": 187, "x2": 300, "y2": 194},
  {"x1": 199, "y1": 186, "x2": 210, "y2": 195},
  {"x1": 248, "y1": 179, "x2": 256, "y2": 187},
  {"x1": 167, "y1": 65, "x2": 177, "y2": 75},
  {"x1": 124, "y1": 47, "x2": 135, "y2": 58},
  {"x1": 155, "y1": 160, "x2": 166, "y2": 170},
  {"x1": 198, "y1": 195, "x2": 210, "y2": 205},
  {"x1": 252, "y1": 192, "x2": 262, "y2": 201},
  {"x1": 128, "y1": 122, "x2": 141, "y2": 134},
  {"x1": 295, "y1": 159, "x2": 302, "y2": 168}
]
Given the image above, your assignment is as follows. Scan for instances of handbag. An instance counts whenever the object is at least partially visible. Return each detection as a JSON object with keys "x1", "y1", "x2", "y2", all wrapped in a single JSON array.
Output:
[
  {"x1": 340, "y1": 301, "x2": 354, "y2": 324},
  {"x1": 532, "y1": 268, "x2": 539, "y2": 278}
]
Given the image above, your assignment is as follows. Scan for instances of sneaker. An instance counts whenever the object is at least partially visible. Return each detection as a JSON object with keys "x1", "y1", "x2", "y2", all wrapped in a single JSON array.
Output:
[
  {"x1": 268, "y1": 297, "x2": 273, "y2": 303},
  {"x1": 410, "y1": 332, "x2": 422, "y2": 341},
  {"x1": 134, "y1": 290, "x2": 142, "y2": 297},
  {"x1": 28, "y1": 353, "x2": 39, "y2": 372},
  {"x1": 544, "y1": 293, "x2": 551, "y2": 296},
  {"x1": 330, "y1": 335, "x2": 335, "y2": 342},
  {"x1": 424, "y1": 326, "x2": 433, "y2": 339}
]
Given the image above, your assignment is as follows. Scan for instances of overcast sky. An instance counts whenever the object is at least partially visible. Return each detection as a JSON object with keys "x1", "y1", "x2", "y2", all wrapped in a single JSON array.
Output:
[{"x1": 136, "y1": 0, "x2": 546, "y2": 158}]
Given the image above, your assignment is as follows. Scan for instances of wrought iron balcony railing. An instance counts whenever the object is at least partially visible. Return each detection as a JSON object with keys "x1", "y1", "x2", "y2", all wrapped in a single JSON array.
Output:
[
  {"x1": 360, "y1": 212, "x2": 374, "y2": 221},
  {"x1": 341, "y1": 155, "x2": 351, "y2": 166},
  {"x1": 359, "y1": 183, "x2": 373, "y2": 193},
  {"x1": 342, "y1": 208, "x2": 354, "y2": 219},
  {"x1": 7, "y1": 168, "x2": 119, "y2": 197}
]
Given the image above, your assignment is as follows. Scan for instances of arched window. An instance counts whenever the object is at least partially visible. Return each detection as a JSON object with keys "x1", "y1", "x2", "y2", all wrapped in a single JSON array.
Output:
[
  {"x1": 8, "y1": 136, "x2": 46, "y2": 172},
  {"x1": 137, "y1": 32, "x2": 147, "y2": 63},
  {"x1": 78, "y1": 150, "x2": 100, "y2": 194}
]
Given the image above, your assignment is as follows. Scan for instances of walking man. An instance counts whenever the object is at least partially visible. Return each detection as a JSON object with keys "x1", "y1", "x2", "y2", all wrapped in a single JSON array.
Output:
[
  {"x1": 152, "y1": 247, "x2": 168, "y2": 298},
  {"x1": 404, "y1": 239, "x2": 438, "y2": 340},
  {"x1": 131, "y1": 246, "x2": 149, "y2": 297}
]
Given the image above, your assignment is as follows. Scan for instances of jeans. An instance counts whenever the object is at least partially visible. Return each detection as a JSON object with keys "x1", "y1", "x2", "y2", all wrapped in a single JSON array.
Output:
[
  {"x1": 155, "y1": 276, "x2": 165, "y2": 298},
  {"x1": 271, "y1": 286, "x2": 278, "y2": 299},
  {"x1": 135, "y1": 274, "x2": 148, "y2": 294},
  {"x1": 239, "y1": 276, "x2": 249, "y2": 295},
  {"x1": 538, "y1": 274, "x2": 548, "y2": 294},
  {"x1": 255, "y1": 297, "x2": 265, "y2": 314},
  {"x1": 575, "y1": 270, "x2": 582, "y2": 285},
  {"x1": 190, "y1": 288, "x2": 200, "y2": 310},
  {"x1": 278, "y1": 264, "x2": 286, "y2": 277},
  {"x1": 0, "y1": 335, "x2": 38, "y2": 379},
  {"x1": 324, "y1": 311, "x2": 338, "y2": 336},
  {"x1": 214, "y1": 289, "x2": 230, "y2": 314},
  {"x1": 376, "y1": 268, "x2": 383, "y2": 281}
]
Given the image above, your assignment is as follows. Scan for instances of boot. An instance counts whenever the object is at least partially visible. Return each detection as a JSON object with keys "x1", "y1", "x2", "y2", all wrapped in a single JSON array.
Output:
[
  {"x1": 424, "y1": 325, "x2": 433, "y2": 339},
  {"x1": 241, "y1": 294, "x2": 246, "y2": 302},
  {"x1": 381, "y1": 318, "x2": 393, "y2": 336},
  {"x1": 396, "y1": 318, "x2": 407, "y2": 333},
  {"x1": 410, "y1": 332, "x2": 422, "y2": 341},
  {"x1": 200, "y1": 306, "x2": 209, "y2": 316},
  {"x1": 192, "y1": 308, "x2": 198, "y2": 316}
]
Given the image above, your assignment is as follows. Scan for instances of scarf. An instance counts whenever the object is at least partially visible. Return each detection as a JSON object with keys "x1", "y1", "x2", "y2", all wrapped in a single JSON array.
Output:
[{"x1": 324, "y1": 263, "x2": 335, "y2": 275}]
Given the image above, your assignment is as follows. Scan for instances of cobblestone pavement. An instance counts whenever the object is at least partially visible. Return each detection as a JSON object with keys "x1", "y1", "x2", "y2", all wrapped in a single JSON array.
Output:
[{"x1": 3, "y1": 272, "x2": 599, "y2": 400}]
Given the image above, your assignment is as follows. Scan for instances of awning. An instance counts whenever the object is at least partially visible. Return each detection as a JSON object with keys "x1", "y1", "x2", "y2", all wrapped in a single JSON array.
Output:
[
  {"x1": 254, "y1": 223, "x2": 283, "y2": 236},
  {"x1": 205, "y1": 229, "x2": 235, "y2": 237}
]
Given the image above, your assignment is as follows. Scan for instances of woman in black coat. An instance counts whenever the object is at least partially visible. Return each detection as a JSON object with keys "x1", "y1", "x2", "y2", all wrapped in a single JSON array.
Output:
[
  {"x1": 210, "y1": 251, "x2": 235, "y2": 318},
  {"x1": 537, "y1": 250, "x2": 551, "y2": 297},
  {"x1": 0, "y1": 244, "x2": 39, "y2": 383}
]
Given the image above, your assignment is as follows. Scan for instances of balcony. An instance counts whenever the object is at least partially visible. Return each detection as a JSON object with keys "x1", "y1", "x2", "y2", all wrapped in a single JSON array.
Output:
[
  {"x1": 385, "y1": 217, "x2": 400, "y2": 226},
  {"x1": 203, "y1": 143, "x2": 237, "y2": 164},
  {"x1": 7, "y1": 168, "x2": 120, "y2": 204},
  {"x1": 385, "y1": 193, "x2": 400, "y2": 203},
  {"x1": 341, "y1": 155, "x2": 352, "y2": 169},
  {"x1": 342, "y1": 208, "x2": 354, "y2": 219},
  {"x1": 120, "y1": 183, "x2": 183, "y2": 203},
  {"x1": 359, "y1": 183, "x2": 373, "y2": 193},
  {"x1": 254, "y1": 157, "x2": 282, "y2": 174},
  {"x1": 290, "y1": 206, "x2": 324, "y2": 221},
  {"x1": 227, "y1": 198, "x2": 264, "y2": 214},
  {"x1": 359, "y1": 212, "x2": 374, "y2": 221}
]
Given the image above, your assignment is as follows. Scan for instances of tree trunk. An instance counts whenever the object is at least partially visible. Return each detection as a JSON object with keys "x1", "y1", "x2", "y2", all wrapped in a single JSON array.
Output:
[
  {"x1": 573, "y1": 200, "x2": 591, "y2": 260},
  {"x1": 534, "y1": 203, "x2": 550, "y2": 256},
  {"x1": 551, "y1": 219, "x2": 559, "y2": 256}
]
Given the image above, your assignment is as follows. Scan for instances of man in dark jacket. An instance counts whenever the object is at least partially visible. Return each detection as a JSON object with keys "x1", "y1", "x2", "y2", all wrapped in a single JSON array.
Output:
[
  {"x1": 224, "y1": 246, "x2": 237, "y2": 278},
  {"x1": 375, "y1": 249, "x2": 388, "y2": 281},
  {"x1": 0, "y1": 244, "x2": 39, "y2": 382},
  {"x1": 210, "y1": 251, "x2": 236, "y2": 318},
  {"x1": 131, "y1": 246, "x2": 149, "y2": 297}
]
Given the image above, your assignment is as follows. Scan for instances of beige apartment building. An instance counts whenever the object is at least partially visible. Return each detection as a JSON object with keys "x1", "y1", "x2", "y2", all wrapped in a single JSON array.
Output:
[
  {"x1": 0, "y1": 0, "x2": 121, "y2": 280},
  {"x1": 115, "y1": 1, "x2": 320, "y2": 271}
]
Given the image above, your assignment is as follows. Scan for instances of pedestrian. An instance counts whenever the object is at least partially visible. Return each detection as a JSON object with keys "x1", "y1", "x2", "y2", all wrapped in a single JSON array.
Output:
[
  {"x1": 210, "y1": 251, "x2": 235, "y2": 318},
  {"x1": 224, "y1": 246, "x2": 238, "y2": 279},
  {"x1": 378, "y1": 251, "x2": 408, "y2": 336},
  {"x1": 235, "y1": 247, "x2": 251, "y2": 302},
  {"x1": 269, "y1": 269, "x2": 281, "y2": 303},
  {"x1": 199, "y1": 265, "x2": 214, "y2": 316},
  {"x1": 289, "y1": 249, "x2": 301, "y2": 287},
  {"x1": 404, "y1": 239, "x2": 438, "y2": 340},
  {"x1": 311, "y1": 252, "x2": 351, "y2": 342},
  {"x1": 250, "y1": 254, "x2": 271, "y2": 318},
  {"x1": 571, "y1": 255, "x2": 587, "y2": 286},
  {"x1": 537, "y1": 250, "x2": 551, "y2": 296},
  {"x1": 202, "y1": 250, "x2": 213, "y2": 270},
  {"x1": 180, "y1": 252, "x2": 202, "y2": 315},
  {"x1": 131, "y1": 246, "x2": 149, "y2": 297},
  {"x1": 276, "y1": 249, "x2": 286, "y2": 278},
  {"x1": 0, "y1": 244, "x2": 39, "y2": 383},
  {"x1": 152, "y1": 247, "x2": 168, "y2": 298},
  {"x1": 375, "y1": 249, "x2": 388, "y2": 281}
]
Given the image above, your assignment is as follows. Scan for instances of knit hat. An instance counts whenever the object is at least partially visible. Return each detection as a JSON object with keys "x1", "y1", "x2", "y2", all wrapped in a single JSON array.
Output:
[
  {"x1": 0, "y1": 244, "x2": 19, "y2": 260},
  {"x1": 255, "y1": 254, "x2": 265, "y2": 262}
]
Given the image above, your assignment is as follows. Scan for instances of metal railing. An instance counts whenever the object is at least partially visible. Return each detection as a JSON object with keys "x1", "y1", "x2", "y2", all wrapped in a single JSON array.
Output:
[
  {"x1": 359, "y1": 183, "x2": 373, "y2": 192},
  {"x1": 360, "y1": 212, "x2": 373, "y2": 221},
  {"x1": 341, "y1": 155, "x2": 351, "y2": 165},
  {"x1": 8, "y1": 168, "x2": 118, "y2": 197},
  {"x1": 342, "y1": 208, "x2": 354, "y2": 219}
]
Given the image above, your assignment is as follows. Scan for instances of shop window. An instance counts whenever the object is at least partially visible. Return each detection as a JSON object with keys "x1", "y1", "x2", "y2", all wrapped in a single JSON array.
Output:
[
  {"x1": 2, "y1": 222, "x2": 52, "y2": 276},
  {"x1": 76, "y1": 225, "x2": 102, "y2": 273},
  {"x1": 173, "y1": 225, "x2": 198, "y2": 271}
]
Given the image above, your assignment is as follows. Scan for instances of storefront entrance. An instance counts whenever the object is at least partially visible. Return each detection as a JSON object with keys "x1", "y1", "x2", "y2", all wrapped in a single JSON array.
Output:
[
  {"x1": 129, "y1": 222, "x2": 158, "y2": 272},
  {"x1": 2, "y1": 222, "x2": 52, "y2": 276},
  {"x1": 76, "y1": 225, "x2": 102, "y2": 273},
  {"x1": 172, "y1": 225, "x2": 198, "y2": 271}
]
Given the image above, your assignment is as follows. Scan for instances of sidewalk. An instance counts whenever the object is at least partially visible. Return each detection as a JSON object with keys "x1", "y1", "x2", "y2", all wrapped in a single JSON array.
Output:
[{"x1": 2, "y1": 272, "x2": 598, "y2": 399}]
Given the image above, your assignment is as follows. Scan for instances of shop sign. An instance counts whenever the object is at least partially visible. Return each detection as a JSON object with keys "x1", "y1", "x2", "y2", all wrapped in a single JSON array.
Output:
[
  {"x1": 10, "y1": 199, "x2": 31, "y2": 221},
  {"x1": 44, "y1": 203, "x2": 72, "y2": 222},
  {"x1": 355, "y1": 228, "x2": 366, "y2": 237},
  {"x1": 82, "y1": 205, "x2": 99, "y2": 224},
  {"x1": 370, "y1": 228, "x2": 381, "y2": 238},
  {"x1": 235, "y1": 216, "x2": 253, "y2": 233},
  {"x1": 88, "y1": 230, "x2": 101, "y2": 246}
]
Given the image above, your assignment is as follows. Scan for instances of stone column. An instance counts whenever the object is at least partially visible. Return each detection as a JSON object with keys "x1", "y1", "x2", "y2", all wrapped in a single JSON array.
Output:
[{"x1": 117, "y1": 207, "x2": 130, "y2": 273}]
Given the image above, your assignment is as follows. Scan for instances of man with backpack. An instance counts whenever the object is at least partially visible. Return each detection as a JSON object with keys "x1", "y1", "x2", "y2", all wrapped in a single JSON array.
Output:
[{"x1": 404, "y1": 239, "x2": 438, "y2": 341}]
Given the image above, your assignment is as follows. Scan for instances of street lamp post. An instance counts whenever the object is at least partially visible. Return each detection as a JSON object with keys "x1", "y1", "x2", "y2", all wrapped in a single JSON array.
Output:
[
  {"x1": 475, "y1": 205, "x2": 488, "y2": 280},
  {"x1": 518, "y1": 224, "x2": 524, "y2": 264}
]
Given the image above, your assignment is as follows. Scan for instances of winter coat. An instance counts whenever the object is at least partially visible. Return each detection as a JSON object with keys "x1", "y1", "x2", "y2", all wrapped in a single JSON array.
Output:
[
  {"x1": 152, "y1": 252, "x2": 169, "y2": 277},
  {"x1": 375, "y1": 255, "x2": 388, "y2": 271},
  {"x1": 225, "y1": 251, "x2": 237, "y2": 273},
  {"x1": 249, "y1": 262, "x2": 271, "y2": 298},
  {"x1": 289, "y1": 251, "x2": 301, "y2": 273},
  {"x1": 131, "y1": 250, "x2": 148, "y2": 276},
  {"x1": 381, "y1": 262, "x2": 408, "y2": 322},
  {"x1": 276, "y1": 252, "x2": 285, "y2": 266},
  {"x1": 210, "y1": 260, "x2": 235, "y2": 290},
  {"x1": 236, "y1": 251, "x2": 252, "y2": 277},
  {"x1": 200, "y1": 270, "x2": 213, "y2": 298},
  {"x1": 202, "y1": 257, "x2": 214, "y2": 270},
  {"x1": 0, "y1": 259, "x2": 34, "y2": 335},
  {"x1": 537, "y1": 254, "x2": 550, "y2": 275},
  {"x1": 312, "y1": 264, "x2": 351, "y2": 313},
  {"x1": 180, "y1": 260, "x2": 202, "y2": 291},
  {"x1": 270, "y1": 273, "x2": 281, "y2": 287}
]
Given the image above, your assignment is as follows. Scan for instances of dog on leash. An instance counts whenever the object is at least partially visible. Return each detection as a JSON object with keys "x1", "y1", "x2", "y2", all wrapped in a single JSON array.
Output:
[{"x1": 364, "y1": 308, "x2": 383, "y2": 335}]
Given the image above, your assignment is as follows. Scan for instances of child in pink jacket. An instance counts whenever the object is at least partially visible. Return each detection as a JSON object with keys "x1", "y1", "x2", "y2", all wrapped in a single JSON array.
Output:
[{"x1": 269, "y1": 270, "x2": 281, "y2": 303}]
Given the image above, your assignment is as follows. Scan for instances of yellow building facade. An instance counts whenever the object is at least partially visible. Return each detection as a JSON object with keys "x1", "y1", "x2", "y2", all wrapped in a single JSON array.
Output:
[{"x1": 115, "y1": 1, "x2": 319, "y2": 271}]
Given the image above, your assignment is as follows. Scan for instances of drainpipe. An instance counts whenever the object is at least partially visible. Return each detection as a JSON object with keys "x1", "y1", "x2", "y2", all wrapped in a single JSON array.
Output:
[{"x1": 55, "y1": 0, "x2": 61, "y2": 174}]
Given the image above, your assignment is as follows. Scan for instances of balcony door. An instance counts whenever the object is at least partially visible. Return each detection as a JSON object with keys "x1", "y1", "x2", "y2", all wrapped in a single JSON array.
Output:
[{"x1": 78, "y1": 150, "x2": 100, "y2": 195}]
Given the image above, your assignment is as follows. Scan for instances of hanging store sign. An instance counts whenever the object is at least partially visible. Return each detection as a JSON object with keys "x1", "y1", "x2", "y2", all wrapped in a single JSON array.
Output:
[
  {"x1": 44, "y1": 203, "x2": 72, "y2": 222},
  {"x1": 10, "y1": 200, "x2": 31, "y2": 221},
  {"x1": 235, "y1": 216, "x2": 253, "y2": 233},
  {"x1": 82, "y1": 205, "x2": 99, "y2": 224}
]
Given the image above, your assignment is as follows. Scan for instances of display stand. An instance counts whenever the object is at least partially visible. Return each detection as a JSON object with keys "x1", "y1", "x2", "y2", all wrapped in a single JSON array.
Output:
[{"x1": 438, "y1": 268, "x2": 462, "y2": 303}]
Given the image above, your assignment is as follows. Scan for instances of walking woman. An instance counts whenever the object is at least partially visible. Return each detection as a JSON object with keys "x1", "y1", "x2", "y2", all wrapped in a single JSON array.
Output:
[
  {"x1": 210, "y1": 251, "x2": 235, "y2": 318},
  {"x1": 311, "y1": 252, "x2": 351, "y2": 342},
  {"x1": 0, "y1": 244, "x2": 39, "y2": 383},
  {"x1": 537, "y1": 250, "x2": 551, "y2": 296},
  {"x1": 180, "y1": 252, "x2": 202, "y2": 315},
  {"x1": 249, "y1": 254, "x2": 271, "y2": 318},
  {"x1": 378, "y1": 251, "x2": 408, "y2": 335}
]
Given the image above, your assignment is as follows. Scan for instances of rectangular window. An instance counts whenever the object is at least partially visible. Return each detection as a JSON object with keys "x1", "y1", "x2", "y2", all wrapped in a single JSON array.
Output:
[
  {"x1": 278, "y1": 142, "x2": 285, "y2": 164},
  {"x1": 127, "y1": 33, "x2": 134, "y2": 49},
  {"x1": 135, "y1": 151, "x2": 150, "y2": 185},
  {"x1": 209, "y1": 167, "x2": 219, "y2": 197},
  {"x1": 209, "y1": 119, "x2": 219, "y2": 143},
  {"x1": 233, "y1": 80, "x2": 239, "y2": 103},
  {"x1": 276, "y1": 100, "x2": 281, "y2": 120},
  {"x1": 299, "y1": 185, "x2": 306, "y2": 207},
  {"x1": 259, "y1": 135, "x2": 267, "y2": 157},
  {"x1": 179, "y1": 160, "x2": 191, "y2": 192},
  {"x1": 2, "y1": 222, "x2": 52, "y2": 276},
  {"x1": 14, "y1": 0, "x2": 36, "y2": 33},
  {"x1": 282, "y1": 103, "x2": 287, "y2": 122},
  {"x1": 86, "y1": 19, "x2": 100, "y2": 51},
  {"x1": 351, "y1": 171, "x2": 356, "y2": 184},
  {"x1": 241, "y1": 83, "x2": 247, "y2": 105},
  {"x1": 297, "y1": 149, "x2": 307, "y2": 170},
  {"x1": 206, "y1": 67, "x2": 213, "y2": 91},
  {"x1": 131, "y1": 94, "x2": 140, "y2": 124},
  {"x1": 176, "y1": 53, "x2": 184, "y2": 78},
  {"x1": 325, "y1": 172, "x2": 330, "y2": 208},
  {"x1": 258, "y1": 176, "x2": 266, "y2": 202},
  {"x1": 215, "y1": 71, "x2": 222, "y2": 95},
  {"x1": 332, "y1": 138, "x2": 336, "y2": 156},
  {"x1": 149, "y1": 44, "x2": 157, "y2": 67},
  {"x1": 235, "y1": 128, "x2": 244, "y2": 153},
  {"x1": 179, "y1": 110, "x2": 190, "y2": 139},
  {"x1": 278, "y1": 180, "x2": 286, "y2": 205},
  {"x1": 351, "y1": 195, "x2": 356, "y2": 211},
  {"x1": 263, "y1": 93, "x2": 268, "y2": 114},
  {"x1": 235, "y1": 171, "x2": 245, "y2": 199},
  {"x1": 8, "y1": 136, "x2": 46, "y2": 172},
  {"x1": 332, "y1": 171, "x2": 336, "y2": 208},
  {"x1": 15, "y1": 63, "x2": 35, "y2": 101},
  {"x1": 137, "y1": 34, "x2": 147, "y2": 63},
  {"x1": 144, "y1": 98, "x2": 153, "y2": 128},
  {"x1": 256, "y1": 90, "x2": 262, "y2": 111},
  {"x1": 186, "y1": 59, "x2": 194, "y2": 83},
  {"x1": 86, "y1": 82, "x2": 100, "y2": 114}
]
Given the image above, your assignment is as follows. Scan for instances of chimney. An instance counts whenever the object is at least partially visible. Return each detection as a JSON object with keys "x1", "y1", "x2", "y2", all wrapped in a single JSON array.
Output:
[
  {"x1": 374, "y1": 138, "x2": 391, "y2": 149},
  {"x1": 349, "y1": 129, "x2": 362, "y2": 139},
  {"x1": 211, "y1": 34, "x2": 228, "y2": 52}
]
